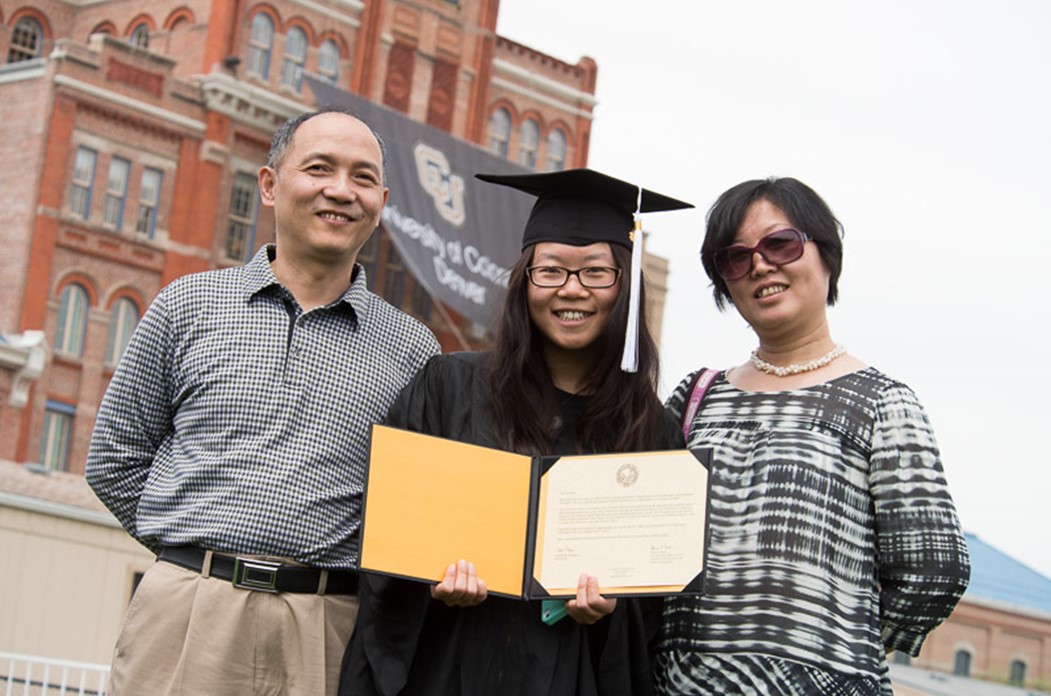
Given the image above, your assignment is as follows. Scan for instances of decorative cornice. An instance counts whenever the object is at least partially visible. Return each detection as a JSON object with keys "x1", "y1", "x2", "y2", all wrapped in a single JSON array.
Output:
[
  {"x1": 492, "y1": 58, "x2": 597, "y2": 108},
  {"x1": 198, "y1": 72, "x2": 308, "y2": 134},
  {"x1": 53, "y1": 74, "x2": 206, "y2": 133}
]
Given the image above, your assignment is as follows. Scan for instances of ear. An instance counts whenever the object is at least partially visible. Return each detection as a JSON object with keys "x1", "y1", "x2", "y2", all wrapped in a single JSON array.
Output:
[{"x1": 258, "y1": 166, "x2": 277, "y2": 208}]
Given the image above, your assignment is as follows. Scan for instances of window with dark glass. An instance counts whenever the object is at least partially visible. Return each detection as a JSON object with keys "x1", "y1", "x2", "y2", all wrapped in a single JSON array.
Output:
[
  {"x1": 129, "y1": 23, "x2": 150, "y2": 49},
  {"x1": 518, "y1": 119, "x2": 539, "y2": 169},
  {"x1": 55, "y1": 283, "x2": 90, "y2": 357},
  {"x1": 7, "y1": 17, "x2": 43, "y2": 63},
  {"x1": 1009, "y1": 659, "x2": 1026, "y2": 686},
  {"x1": 318, "y1": 39, "x2": 341, "y2": 84},
  {"x1": 488, "y1": 108, "x2": 511, "y2": 159},
  {"x1": 136, "y1": 167, "x2": 163, "y2": 238},
  {"x1": 545, "y1": 129, "x2": 567, "y2": 172},
  {"x1": 226, "y1": 172, "x2": 259, "y2": 262},
  {"x1": 70, "y1": 147, "x2": 97, "y2": 219},
  {"x1": 103, "y1": 157, "x2": 131, "y2": 230},
  {"x1": 281, "y1": 27, "x2": 308, "y2": 92},
  {"x1": 247, "y1": 14, "x2": 274, "y2": 79},
  {"x1": 40, "y1": 401, "x2": 76, "y2": 472}
]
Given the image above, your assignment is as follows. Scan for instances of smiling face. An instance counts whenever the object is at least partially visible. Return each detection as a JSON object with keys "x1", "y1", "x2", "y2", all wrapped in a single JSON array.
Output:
[
  {"x1": 527, "y1": 242, "x2": 620, "y2": 357},
  {"x1": 258, "y1": 112, "x2": 388, "y2": 269},
  {"x1": 725, "y1": 198, "x2": 831, "y2": 339}
]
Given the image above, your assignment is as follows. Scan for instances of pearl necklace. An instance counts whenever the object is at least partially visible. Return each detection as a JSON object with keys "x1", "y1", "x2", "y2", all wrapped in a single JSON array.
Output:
[{"x1": 750, "y1": 344, "x2": 847, "y2": 377}]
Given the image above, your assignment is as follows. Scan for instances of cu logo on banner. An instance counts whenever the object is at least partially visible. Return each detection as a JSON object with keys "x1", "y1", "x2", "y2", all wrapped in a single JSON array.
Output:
[{"x1": 414, "y1": 143, "x2": 466, "y2": 227}]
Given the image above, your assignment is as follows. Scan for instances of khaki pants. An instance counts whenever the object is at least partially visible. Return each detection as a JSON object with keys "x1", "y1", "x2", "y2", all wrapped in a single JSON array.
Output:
[{"x1": 108, "y1": 560, "x2": 359, "y2": 695}]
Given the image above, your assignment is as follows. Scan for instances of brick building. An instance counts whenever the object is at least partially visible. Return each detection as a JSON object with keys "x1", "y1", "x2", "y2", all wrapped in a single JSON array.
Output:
[{"x1": 0, "y1": 0, "x2": 608, "y2": 475}]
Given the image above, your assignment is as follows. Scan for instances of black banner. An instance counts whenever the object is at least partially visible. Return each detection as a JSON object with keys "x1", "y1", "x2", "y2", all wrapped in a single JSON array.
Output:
[{"x1": 306, "y1": 76, "x2": 534, "y2": 326}]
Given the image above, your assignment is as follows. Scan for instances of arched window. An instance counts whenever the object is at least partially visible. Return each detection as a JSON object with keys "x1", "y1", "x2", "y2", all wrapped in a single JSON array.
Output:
[
  {"x1": 488, "y1": 108, "x2": 511, "y2": 159},
  {"x1": 1009, "y1": 659, "x2": 1026, "y2": 686},
  {"x1": 545, "y1": 128, "x2": 567, "y2": 172},
  {"x1": 318, "y1": 39, "x2": 341, "y2": 83},
  {"x1": 518, "y1": 119, "x2": 539, "y2": 169},
  {"x1": 246, "y1": 13, "x2": 274, "y2": 78},
  {"x1": 129, "y1": 23, "x2": 150, "y2": 49},
  {"x1": 7, "y1": 16, "x2": 43, "y2": 63},
  {"x1": 953, "y1": 649, "x2": 972, "y2": 677},
  {"x1": 106, "y1": 298, "x2": 140, "y2": 365},
  {"x1": 55, "y1": 283, "x2": 90, "y2": 357},
  {"x1": 280, "y1": 26, "x2": 308, "y2": 92}
]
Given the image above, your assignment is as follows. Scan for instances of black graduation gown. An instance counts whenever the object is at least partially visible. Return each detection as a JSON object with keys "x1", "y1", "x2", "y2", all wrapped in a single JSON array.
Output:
[{"x1": 339, "y1": 352, "x2": 684, "y2": 696}]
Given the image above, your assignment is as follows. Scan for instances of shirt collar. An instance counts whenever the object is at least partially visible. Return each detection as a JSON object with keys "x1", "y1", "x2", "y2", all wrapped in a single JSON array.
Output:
[{"x1": 241, "y1": 244, "x2": 372, "y2": 321}]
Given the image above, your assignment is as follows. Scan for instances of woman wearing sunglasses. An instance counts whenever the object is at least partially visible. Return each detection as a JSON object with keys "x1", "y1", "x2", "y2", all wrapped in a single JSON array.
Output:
[
  {"x1": 340, "y1": 169, "x2": 692, "y2": 696},
  {"x1": 656, "y1": 177, "x2": 970, "y2": 695}
]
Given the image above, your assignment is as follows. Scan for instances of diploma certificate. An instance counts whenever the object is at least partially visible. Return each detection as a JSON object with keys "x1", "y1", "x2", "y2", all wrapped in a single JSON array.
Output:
[{"x1": 533, "y1": 450, "x2": 708, "y2": 596}]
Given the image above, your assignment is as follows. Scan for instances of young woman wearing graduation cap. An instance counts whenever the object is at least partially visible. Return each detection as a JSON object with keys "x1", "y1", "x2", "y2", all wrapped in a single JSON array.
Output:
[{"x1": 339, "y1": 169, "x2": 693, "y2": 696}]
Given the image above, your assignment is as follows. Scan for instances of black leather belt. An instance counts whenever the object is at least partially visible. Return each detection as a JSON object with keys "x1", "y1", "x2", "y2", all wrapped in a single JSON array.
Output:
[{"x1": 158, "y1": 546, "x2": 358, "y2": 595}]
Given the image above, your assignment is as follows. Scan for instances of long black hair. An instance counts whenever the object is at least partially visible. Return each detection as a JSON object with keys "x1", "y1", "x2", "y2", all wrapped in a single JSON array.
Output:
[{"x1": 488, "y1": 243, "x2": 668, "y2": 455}]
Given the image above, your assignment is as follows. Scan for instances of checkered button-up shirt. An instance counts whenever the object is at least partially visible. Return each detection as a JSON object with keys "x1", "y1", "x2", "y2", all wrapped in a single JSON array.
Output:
[{"x1": 87, "y1": 245, "x2": 440, "y2": 568}]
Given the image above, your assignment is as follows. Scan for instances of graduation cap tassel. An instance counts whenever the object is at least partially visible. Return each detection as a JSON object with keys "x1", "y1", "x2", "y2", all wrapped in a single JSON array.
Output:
[{"x1": 620, "y1": 187, "x2": 644, "y2": 373}]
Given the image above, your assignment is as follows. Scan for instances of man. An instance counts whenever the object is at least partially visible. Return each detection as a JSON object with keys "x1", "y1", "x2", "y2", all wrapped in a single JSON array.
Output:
[{"x1": 86, "y1": 107, "x2": 440, "y2": 695}]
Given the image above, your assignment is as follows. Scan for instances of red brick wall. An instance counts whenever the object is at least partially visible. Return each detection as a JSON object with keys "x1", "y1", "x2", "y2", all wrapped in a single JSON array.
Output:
[{"x1": 913, "y1": 599, "x2": 1051, "y2": 690}]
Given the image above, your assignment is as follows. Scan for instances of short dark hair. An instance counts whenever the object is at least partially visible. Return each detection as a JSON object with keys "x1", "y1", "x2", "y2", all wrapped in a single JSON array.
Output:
[
  {"x1": 700, "y1": 177, "x2": 844, "y2": 310},
  {"x1": 266, "y1": 106, "x2": 388, "y2": 183}
]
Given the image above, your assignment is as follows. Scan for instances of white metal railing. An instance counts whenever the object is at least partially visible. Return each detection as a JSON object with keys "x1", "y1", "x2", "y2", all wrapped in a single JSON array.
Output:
[{"x1": 0, "y1": 652, "x2": 108, "y2": 696}]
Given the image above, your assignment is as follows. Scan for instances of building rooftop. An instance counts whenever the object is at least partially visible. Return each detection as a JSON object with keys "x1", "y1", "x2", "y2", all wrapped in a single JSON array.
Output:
[
  {"x1": 0, "y1": 460, "x2": 107, "y2": 513},
  {"x1": 963, "y1": 532, "x2": 1051, "y2": 617}
]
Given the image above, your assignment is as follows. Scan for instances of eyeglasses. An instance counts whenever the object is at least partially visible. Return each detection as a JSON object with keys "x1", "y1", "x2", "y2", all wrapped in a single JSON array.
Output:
[
  {"x1": 526, "y1": 265, "x2": 622, "y2": 288},
  {"x1": 712, "y1": 228, "x2": 811, "y2": 280}
]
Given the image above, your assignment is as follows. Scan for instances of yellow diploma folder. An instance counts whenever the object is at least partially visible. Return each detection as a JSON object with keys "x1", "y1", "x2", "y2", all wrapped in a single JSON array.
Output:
[{"x1": 359, "y1": 425, "x2": 711, "y2": 599}]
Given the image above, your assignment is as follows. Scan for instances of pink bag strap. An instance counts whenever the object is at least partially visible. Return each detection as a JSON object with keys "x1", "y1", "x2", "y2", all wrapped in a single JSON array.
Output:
[{"x1": 682, "y1": 368, "x2": 718, "y2": 441}]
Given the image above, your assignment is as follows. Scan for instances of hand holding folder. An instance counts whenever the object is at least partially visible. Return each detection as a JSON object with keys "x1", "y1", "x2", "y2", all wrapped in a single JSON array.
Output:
[{"x1": 431, "y1": 559, "x2": 488, "y2": 607}]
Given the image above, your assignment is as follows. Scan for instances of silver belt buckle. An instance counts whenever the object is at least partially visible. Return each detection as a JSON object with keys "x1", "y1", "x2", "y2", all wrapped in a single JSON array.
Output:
[{"x1": 232, "y1": 558, "x2": 281, "y2": 592}]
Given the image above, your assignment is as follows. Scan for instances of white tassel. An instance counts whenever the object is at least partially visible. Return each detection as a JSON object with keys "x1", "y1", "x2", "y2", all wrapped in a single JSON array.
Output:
[{"x1": 620, "y1": 187, "x2": 644, "y2": 373}]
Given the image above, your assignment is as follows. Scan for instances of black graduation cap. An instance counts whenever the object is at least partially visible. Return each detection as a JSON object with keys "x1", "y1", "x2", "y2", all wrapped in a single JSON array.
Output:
[
  {"x1": 475, "y1": 168, "x2": 693, "y2": 250},
  {"x1": 475, "y1": 168, "x2": 694, "y2": 373}
]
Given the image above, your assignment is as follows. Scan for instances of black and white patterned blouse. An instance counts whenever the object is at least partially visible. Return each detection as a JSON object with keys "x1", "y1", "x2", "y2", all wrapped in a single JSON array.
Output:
[
  {"x1": 86, "y1": 245, "x2": 440, "y2": 569},
  {"x1": 657, "y1": 368, "x2": 970, "y2": 696}
]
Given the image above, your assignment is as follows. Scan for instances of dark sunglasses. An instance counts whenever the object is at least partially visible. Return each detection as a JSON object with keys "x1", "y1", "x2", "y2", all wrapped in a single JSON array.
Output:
[{"x1": 712, "y1": 228, "x2": 811, "y2": 280}]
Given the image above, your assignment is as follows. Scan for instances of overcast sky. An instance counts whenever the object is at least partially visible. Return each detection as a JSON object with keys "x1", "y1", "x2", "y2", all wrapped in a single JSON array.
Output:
[{"x1": 497, "y1": 0, "x2": 1051, "y2": 578}]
